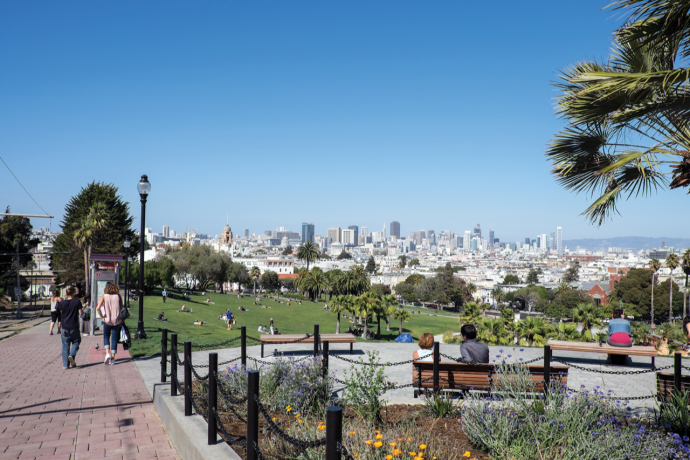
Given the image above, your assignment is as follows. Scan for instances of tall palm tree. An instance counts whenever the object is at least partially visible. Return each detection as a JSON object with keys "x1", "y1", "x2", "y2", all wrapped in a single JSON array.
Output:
[
  {"x1": 650, "y1": 258, "x2": 661, "y2": 327},
  {"x1": 250, "y1": 266, "x2": 261, "y2": 295},
  {"x1": 392, "y1": 308, "x2": 411, "y2": 335},
  {"x1": 330, "y1": 295, "x2": 352, "y2": 334},
  {"x1": 293, "y1": 267, "x2": 309, "y2": 296},
  {"x1": 381, "y1": 294, "x2": 398, "y2": 332},
  {"x1": 572, "y1": 303, "x2": 604, "y2": 342},
  {"x1": 72, "y1": 203, "x2": 108, "y2": 292},
  {"x1": 304, "y1": 267, "x2": 325, "y2": 302},
  {"x1": 682, "y1": 249, "x2": 690, "y2": 319},
  {"x1": 667, "y1": 253, "x2": 680, "y2": 322},
  {"x1": 490, "y1": 286, "x2": 504, "y2": 308},
  {"x1": 295, "y1": 241, "x2": 320, "y2": 271},
  {"x1": 466, "y1": 282, "x2": 477, "y2": 301}
]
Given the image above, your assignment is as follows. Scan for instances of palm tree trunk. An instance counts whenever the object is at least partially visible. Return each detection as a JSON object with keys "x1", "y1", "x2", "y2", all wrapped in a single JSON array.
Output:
[
  {"x1": 376, "y1": 317, "x2": 381, "y2": 337},
  {"x1": 83, "y1": 247, "x2": 89, "y2": 294},
  {"x1": 386, "y1": 316, "x2": 390, "y2": 332},
  {"x1": 362, "y1": 312, "x2": 368, "y2": 339},
  {"x1": 336, "y1": 313, "x2": 341, "y2": 334},
  {"x1": 399, "y1": 318, "x2": 403, "y2": 335},
  {"x1": 670, "y1": 273, "x2": 674, "y2": 323}
]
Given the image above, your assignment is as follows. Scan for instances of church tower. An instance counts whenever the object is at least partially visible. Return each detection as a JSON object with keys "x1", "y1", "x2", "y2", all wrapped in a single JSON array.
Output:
[{"x1": 221, "y1": 225, "x2": 233, "y2": 247}]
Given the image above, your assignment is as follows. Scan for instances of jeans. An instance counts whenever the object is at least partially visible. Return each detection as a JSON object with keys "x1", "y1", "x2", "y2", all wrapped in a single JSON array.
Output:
[
  {"x1": 61, "y1": 329, "x2": 81, "y2": 368},
  {"x1": 103, "y1": 323, "x2": 122, "y2": 354}
]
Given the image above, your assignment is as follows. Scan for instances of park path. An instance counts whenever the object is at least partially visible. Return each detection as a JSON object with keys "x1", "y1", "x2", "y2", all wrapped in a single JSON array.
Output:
[{"x1": 0, "y1": 324, "x2": 180, "y2": 460}]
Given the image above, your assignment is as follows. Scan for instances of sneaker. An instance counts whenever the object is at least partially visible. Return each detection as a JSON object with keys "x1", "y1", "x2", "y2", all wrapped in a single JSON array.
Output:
[
  {"x1": 68, "y1": 356, "x2": 77, "y2": 368},
  {"x1": 104, "y1": 354, "x2": 111, "y2": 365},
  {"x1": 64, "y1": 367, "x2": 69, "y2": 370},
  {"x1": 83, "y1": 333, "x2": 89, "y2": 336},
  {"x1": 110, "y1": 358, "x2": 115, "y2": 366}
]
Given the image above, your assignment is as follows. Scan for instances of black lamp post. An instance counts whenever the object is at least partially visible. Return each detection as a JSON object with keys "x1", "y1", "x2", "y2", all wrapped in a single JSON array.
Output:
[
  {"x1": 135, "y1": 175, "x2": 151, "y2": 339},
  {"x1": 123, "y1": 238, "x2": 131, "y2": 307},
  {"x1": 127, "y1": 256, "x2": 132, "y2": 307}
]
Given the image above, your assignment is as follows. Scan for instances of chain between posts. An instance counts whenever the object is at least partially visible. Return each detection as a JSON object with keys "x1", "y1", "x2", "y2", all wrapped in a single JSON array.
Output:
[
  {"x1": 211, "y1": 407, "x2": 247, "y2": 446},
  {"x1": 194, "y1": 356, "x2": 242, "y2": 368},
  {"x1": 192, "y1": 337, "x2": 242, "y2": 349},
  {"x1": 337, "y1": 442, "x2": 356, "y2": 460},
  {"x1": 253, "y1": 395, "x2": 327, "y2": 448},
  {"x1": 191, "y1": 367, "x2": 210, "y2": 381},
  {"x1": 565, "y1": 386, "x2": 657, "y2": 400},
  {"x1": 552, "y1": 358, "x2": 673, "y2": 374},
  {"x1": 328, "y1": 354, "x2": 416, "y2": 366},
  {"x1": 213, "y1": 372, "x2": 249, "y2": 404},
  {"x1": 247, "y1": 335, "x2": 316, "y2": 345},
  {"x1": 176, "y1": 378, "x2": 204, "y2": 415},
  {"x1": 254, "y1": 441, "x2": 266, "y2": 460}
]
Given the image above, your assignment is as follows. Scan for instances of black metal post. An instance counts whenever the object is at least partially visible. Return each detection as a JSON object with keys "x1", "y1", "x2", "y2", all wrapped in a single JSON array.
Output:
[
  {"x1": 433, "y1": 342, "x2": 440, "y2": 393},
  {"x1": 208, "y1": 352, "x2": 218, "y2": 445},
  {"x1": 171, "y1": 333, "x2": 178, "y2": 396},
  {"x1": 241, "y1": 326, "x2": 247, "y2": 367},
  {"x1": 124, "y1": 246, "x2": 129, "y2": 308},
  {"x1": 247, "y1": 370, "x2": 260, "y2": 460},
  {"x1": 326, "y1": 406, "x2": 343, "y2": 460},
  {"x1": 544, "y1": 344, "x2": 551, "y2": 389},
  {"x1": 184, "y1": 341, "x2": 192, "y2": 416},
  {"x1": 323, "y1": 340, "x2": 329, "y2": 379},
  {"x1": 675, "y1": 352, "x2": 682, "y2": 395},
  {"x1": 161, "y1": 328, "x2": 168, "y2": 383},
  {"x1": 136, "y1": 177, "x2": 148, "y2": 339},
  {"x1": 314, "y1": 324, "x2": 320, "y2": 357}
]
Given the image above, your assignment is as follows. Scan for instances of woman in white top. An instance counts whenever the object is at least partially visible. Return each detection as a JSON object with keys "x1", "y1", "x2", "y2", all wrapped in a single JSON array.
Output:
[
  {"x1": 49, "y1": 291, "x2": 62, "y2": 335},
  {"x1": 412, "y1": 333, "x2": 435, "y2": 362},
  {"x1": 97, "y1": 282, "x2": 123, "y2": 365}
]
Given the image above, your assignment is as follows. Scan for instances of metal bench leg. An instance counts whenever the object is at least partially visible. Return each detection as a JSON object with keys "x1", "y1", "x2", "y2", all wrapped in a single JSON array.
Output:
[
  {"x1": 350, "y1": 343, "x2": 353, "y2": 355},
  {"x1": 413, "y1": 390, "x2": 418, "y2": 399},
  {"x1": 261, "y1": 344, "x2": 264, "y2": 358},
  {"x1": 651, "y1": 356, "x2": 655, "y2": 370}
]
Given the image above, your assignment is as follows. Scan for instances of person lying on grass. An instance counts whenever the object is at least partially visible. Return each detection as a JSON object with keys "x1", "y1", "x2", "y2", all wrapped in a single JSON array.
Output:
[{"x1": 193, "y1": 319, "x2": 206, "y2": 326}]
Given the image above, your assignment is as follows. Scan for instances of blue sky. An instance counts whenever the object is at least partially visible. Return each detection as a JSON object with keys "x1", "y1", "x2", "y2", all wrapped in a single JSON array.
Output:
[{"x1": 1, "y1": 1, "x2": 687, "y2": 242}]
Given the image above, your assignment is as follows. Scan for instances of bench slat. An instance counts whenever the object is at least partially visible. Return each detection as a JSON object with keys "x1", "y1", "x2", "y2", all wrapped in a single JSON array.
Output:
[{"x1": 548, "y1": 340, "x2": 657, "y2": 357}]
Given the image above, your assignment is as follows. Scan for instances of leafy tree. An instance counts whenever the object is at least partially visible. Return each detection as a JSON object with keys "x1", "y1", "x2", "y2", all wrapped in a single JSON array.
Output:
[
  {"x1": 127, "y1": 256, "x2": 176, "y2": 294},
  {"x1": 259, "y1": 270, "x2": 280, "y2": 291},
  {"x1": 490, "y1": 286, "x2": 504, "y2": 307},
  {"x1": 515, "y1": 317, "x2": 550, "y2": 347},
  {"x1": 502, "y1": 274, "x2": 520, "y2": 284},
  {"x1": 370, "y1": 284, "x2": 392, "y2": 297},
  {"x1": 398, "y1": 255, "x2": 407, "y2": 269},
  {"x1": 365, "y1": 256, "x2": 376, "y2": 274},
  {"x1": 281, "y1": 245, "x2": 293, "y2": 256},
  {"x1": 250, "y1": 266, "x2": 261, "y2": 295},
  {"x1": 526, "y1": 269, "x2": 539, "y2": 284},
  {"x1": 0, "y1": 210, "x2": 39, "y2": 298},
  {"x1": 433, "y1": 263, "x2": 470, "y2": 308},
  {"x1": 279, "y1": 276, "x2": 294, "y2": 291},
  {"x1": 392, "y1": 308, "x2": 411, "y2": 335},
  {"x1": 52, "y1": 182, "x2": 136, "y2": 289},
  {"x1": 295, "y1": 241, "x2": 320, "y2": 270},
  {"x1": 330, "y1": 295, "x2": 353, "y2": 334},
  {"x1": 337, "y1": 250, "x2": 353, "y2": 260},
  {"x1": 459, "y1": 302, "x2": 481, "y2": 326},
  {"x1": 227, "y1": 262, "x2": 249, "y2": 291},
  {"x1": 666, "y1": 253, "x2": 680, "y2": 321},
  {"x1": 408, "y1": 258, "x2": 420, "y2": 268},
  {"x1": 393, "y1": 281, "x2": 417, "y2": 304},
  {"x1": 563, "y1": 265, "x2": 580, "y2": 284},
  {"x1": 207, "y1": 252, "x2": 232, "y2": 292},
  {"x1": 415, "y1": 277, "x2": 436, "y2": 302},
  {"x1": 572, "y1": 303, "x2": 605, "y2": 342}
]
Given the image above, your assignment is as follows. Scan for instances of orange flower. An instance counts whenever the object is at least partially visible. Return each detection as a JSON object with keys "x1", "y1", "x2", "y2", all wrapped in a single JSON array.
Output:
[
  {"x1": 398, "y1": 438, "x2": 403, "y2": 442},
  {"x1": 354, "y1": 455, "x2": 359, "y2": 459},
  {"x1": 376, "y1": 434, "x2": 384, "y2": 440},
  {"x1": 271, "y1": 417, "x2": 276, "y2": 421},
  {"x1": 298, "y1": 420, "x2": 303, "y2": 424},
  {"x1": 375, "y1": 430, "x2": 381, "y2": 434},
  {"x1": 295, "y1": 414, "x2": 301, "y2": 418},
  {"x1": 350, "y1": 431, "x2": 355, "y2": 436},
  {"x1": 419, "y1": 445, "x2": 427, "y2": 450},
  {"x1": 464, "y1": 452, "x2": 471, "y2": 458},
  {"x1": 374, "y1": 441, "x2": 383, "y2": 448},
  {"x1": 366, "y1": 440, "x2": 373, "y2": 446},
  {"x1": 409, "y1": 452, "x2": 417, "y2": 457},
  {"x1": 407, "y1": 438, "x2": 412, "y2": 442},
  {"x1": 390, "y1": 442, "x2": 398, "y2": 447},
  {"x1": 317, "y1": 425, "x2": 325, "y2": 431},
  {"x1": 387, "y1": 456, "x2": 393, "y2": 460},
  {"x1": 392, "y1": 449, "x2": 402, "y2": 456}
]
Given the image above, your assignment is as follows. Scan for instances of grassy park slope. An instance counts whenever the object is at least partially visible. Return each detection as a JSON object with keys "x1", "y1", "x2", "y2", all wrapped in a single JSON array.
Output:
[{"x1": 126, "y1": 290, "x2": 461, "y2": 358}]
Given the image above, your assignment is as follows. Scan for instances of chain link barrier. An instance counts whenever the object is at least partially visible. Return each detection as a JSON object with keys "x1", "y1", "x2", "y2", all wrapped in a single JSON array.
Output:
[
  {"x1": 553, "y1": 358, "x2": 673, "y2": 375},
  {"x1": 254, "y1": 440, "x2": 267, "y2": 460},
  {"x1": 191, "y1": 366, "x2": 210, "y2": 381},
  {"x1": 247, "y1": 335, "x2": 317, "y2": 345},
  {"x1": 253, "y1": 394, "x2": 326, "y2": 449},
  {"x1": 213, "y1": 372, "x2": 249, "y2": 404},
  {"x1": 192, "y1": 337, "x2": 242, "y2": 350},
  {"x1": 328, "y1": 353, "x2": 415, "y2": 367},
  {"x1": 565, "y1": 386, "x2": 657, "y2": 401},
  {"x1": 193, "y1": 356, "x2": 243, "y2": 368},
  {"x1": 337, "y1": 442, "x2": 356, "y2": 460},
  {"x1": 212, "y1": 407, "x2": 247, "y2": 446}
]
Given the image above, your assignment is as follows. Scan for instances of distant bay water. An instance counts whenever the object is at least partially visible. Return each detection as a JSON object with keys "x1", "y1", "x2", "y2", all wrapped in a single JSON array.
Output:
[{"x1": 562, "y1": 237, "x2": 690, "y2": 252}]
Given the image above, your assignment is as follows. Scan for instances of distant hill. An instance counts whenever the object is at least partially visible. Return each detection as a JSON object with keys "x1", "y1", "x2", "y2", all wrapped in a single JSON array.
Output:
[{"x1": 562, "y1": 237, "x2": 690, "y2": 252}]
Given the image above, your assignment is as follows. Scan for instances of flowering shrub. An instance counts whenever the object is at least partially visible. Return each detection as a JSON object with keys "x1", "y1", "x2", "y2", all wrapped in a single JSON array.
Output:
[{"x1": 343, "y1": 350, "x2": 390, "y2": 424}]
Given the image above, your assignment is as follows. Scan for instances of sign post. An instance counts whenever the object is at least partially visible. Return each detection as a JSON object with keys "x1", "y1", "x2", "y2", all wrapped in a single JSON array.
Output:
[{"x1": 88, "y1": 255, "x2": 123, "y2": 336}]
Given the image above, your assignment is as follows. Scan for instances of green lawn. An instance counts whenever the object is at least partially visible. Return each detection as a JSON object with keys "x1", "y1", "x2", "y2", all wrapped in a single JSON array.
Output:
[{"x1": 125, "y1": 290, "x2": 463, "y2": 357}]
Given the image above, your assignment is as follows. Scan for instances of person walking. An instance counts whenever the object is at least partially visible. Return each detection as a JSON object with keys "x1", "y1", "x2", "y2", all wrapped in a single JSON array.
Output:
[
  {"x1": 162, "y1": 289, "x2": 167, "y2": 303},
  {"x1": 57, "y1": 287, "x2": 83, "y2": 369},
  {"x1": 49, "y1": 290, "x2": 62, "y2": 335},
  {"x1": 270, "y1": 318, "x2": 274, "y2": 335},
  {"x1": 97, "y1": 281, "x2": 123, "y2": 365}
]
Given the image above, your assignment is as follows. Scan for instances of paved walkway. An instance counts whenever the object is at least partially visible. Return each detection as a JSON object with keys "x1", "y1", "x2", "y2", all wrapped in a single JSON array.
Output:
[{"x1": 0, "y1": 324, "x2": 180, "y2": 460}]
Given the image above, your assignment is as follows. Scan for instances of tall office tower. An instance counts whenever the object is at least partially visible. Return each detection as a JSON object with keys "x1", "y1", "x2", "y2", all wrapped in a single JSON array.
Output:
[
  {"x1": 170, "y1": 230, "x2": 177, "y2": 237},
  {"x1": 341, "y1": 229, "x2": 356, "y2": 246},
  {"x1": 409, "y1": 231, "x2": 416, "y2": 241},
  {"x1": 381, "y1": 223, "x2": 386, "y2": 240},
  {"x1": 427, "y1": 230, "x2": 434, "y2": 240},
  {"x1": 525, "y1": 238, "x2": 530, "y2": 245},
  {"x1": 302, "y1": 222, "x2": 315, "y2": 243},
  {"x1": 244, "y1": 229, "x2": 249, "y2": 238},
  {"x1": 556, "y1": 227, "x2": 563, "y2": 253},
  {"x1": 348, "y1": 225, "x2": 359, "y2": 246},
  {"x1": 463, "y1": 231, "x2": 471, "y2": 250},
  {"x1": 390, "y1": 221, "x2": 400, "y2": 239},
  {"x1": 550, "y1": 232, "x2": 556, "y2": 250},
  {"x1": 361, "y1": 226, "x2": 369, "y2": 240},
  {"x1": 417, "y1": 230, "x2": 426, "y2": 245},
  {"x1": 471, "y1": 237, "x2": 478, "y2": 251},
  {"x1": 162, "y1": 226, "x2": 169, "y2": 238},
  {"x1": 489, "y1": 229, "x2": 494, "y2": 247},
  {"x1": 327, "y1": 227, "x2": 342, "y2": 243},
  {"x1": 473, "y1": 223, "x2": 482, "y2": 239},
  {"x1": 539, "y1": 234, "x2": 547, "y2": 249}
]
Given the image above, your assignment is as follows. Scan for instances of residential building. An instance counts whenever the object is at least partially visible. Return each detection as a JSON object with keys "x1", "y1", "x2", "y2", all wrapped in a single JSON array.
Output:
[
  {"x1": 302, "y1": 222, "x2": 315, "y2": 243},
  {"x1": 390, "y1": 221, "x2": 400, "y2": 239},
  {"x1": 328, "y1": 227, "x2": 342, "y2": 243}
]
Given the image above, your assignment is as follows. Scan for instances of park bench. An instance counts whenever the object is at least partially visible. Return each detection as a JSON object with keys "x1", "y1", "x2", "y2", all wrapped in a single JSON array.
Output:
[
  {"x1": 260, "y1": 333, "x2": 356, "y2": 358},
  {"x1": 412, "y1": 361, "x2": 569, "y2": 398},
  {"x1": 547, "y1": 340, "x2": 659, "y2": 369},
  {"x1": 656, "y1": 372, "x2": 690, "y2": 402}
]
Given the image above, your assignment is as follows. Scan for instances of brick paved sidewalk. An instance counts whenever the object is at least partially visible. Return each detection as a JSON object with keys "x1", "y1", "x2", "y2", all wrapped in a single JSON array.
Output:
[{"x1": 0, "y1": 325, "x2": 181, "y2": 460}]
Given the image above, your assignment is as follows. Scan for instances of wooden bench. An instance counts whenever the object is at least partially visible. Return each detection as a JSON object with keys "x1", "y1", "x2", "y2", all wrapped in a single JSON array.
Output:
[
  {"x1": 260, "y1": 333, "x2": 356, "y2": 357},
  {"x1": 656, "y1": 372, "x2": 690, "y2": 402},
  {"x1": 412, "y1": 361, "x2": 569, "y2": 398},
  {"x1": 548, "y1": 340, "x2": 659, "y2": 369}
]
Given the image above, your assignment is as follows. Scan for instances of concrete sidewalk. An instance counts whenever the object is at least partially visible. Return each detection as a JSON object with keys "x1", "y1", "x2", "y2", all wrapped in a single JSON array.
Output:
[{"x1": 0, "y1": 324, "x2": 180, "y2": 460}]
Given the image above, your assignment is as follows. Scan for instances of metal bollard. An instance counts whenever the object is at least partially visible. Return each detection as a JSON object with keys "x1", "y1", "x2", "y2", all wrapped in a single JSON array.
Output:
[
  {"x1": 544, "y1": 344, "x2": 551, "y2": 390},
  {"x1": 323, "y1": 340, "x2": 329, "y2": 379},
  {"x1": 314, "y1": 324, "x2": 320, "y2": 357},
  {"x1": 171, "y1": 333, "x2": 178, "y2": 396},
  {"x1": 208, "y1": 352, "x2": 218, "y2": 445},
  {"x1": 184, "y1": 341, "x2": 192, "y2": 416},
  {"x1": 241, "y1": 326, "x2": 247, "y2": 367},
  {"x1": 161, "y1": 328, "x2": 168, "y2": 383},
  {"x1": 675, "y1": 352, "x2": 682, "y2": 395},
  {"x1": 246, "y1": 371, "x2": 260, "y2": 460},
  {"x1": 326, "y1": 406, "x2": 343, "y2": 460},
  {"x1": 433, "y1": 342, "x2": 440, "y2": 393}
]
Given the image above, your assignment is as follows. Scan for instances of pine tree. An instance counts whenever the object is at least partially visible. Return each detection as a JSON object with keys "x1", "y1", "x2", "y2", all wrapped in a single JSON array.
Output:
[{"x1": 365, "y1": 256, "x2": 376, "y2": 274}]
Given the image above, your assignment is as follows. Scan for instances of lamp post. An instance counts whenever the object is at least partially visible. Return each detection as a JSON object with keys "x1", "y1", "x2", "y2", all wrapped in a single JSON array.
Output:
[
  {"x1": 135, "y1": 175, "x2": 151, "y2": 339},
  {"x1": 124, "y1": 239, "x2": 131, "y2": 308},
  {"x1": 127, "y1": 256, "x2": 132, "y2": 307}
]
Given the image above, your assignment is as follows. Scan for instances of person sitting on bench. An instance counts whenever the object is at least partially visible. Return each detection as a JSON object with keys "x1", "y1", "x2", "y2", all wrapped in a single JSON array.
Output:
[
  {"x1": 413, "y1": 333, "x2": 435, "y2": 362},
  {"x1": 157, "y1": 312, "x2": 167, "y2": 321},
  {"x1": 459, "y1": 324, "x2": 489, "y2": 364},
  {"x1": 607, "y1": 309, "x2": 632, "y2": 347}
]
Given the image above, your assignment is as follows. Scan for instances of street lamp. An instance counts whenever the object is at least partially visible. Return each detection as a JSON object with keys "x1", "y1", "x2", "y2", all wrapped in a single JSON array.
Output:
[
  {"x1": 135, "y1": 174, "x2": 151, "y2": 339},
  {"x1": 123, "y1": 238, "x2": 131, "y2": 308}
]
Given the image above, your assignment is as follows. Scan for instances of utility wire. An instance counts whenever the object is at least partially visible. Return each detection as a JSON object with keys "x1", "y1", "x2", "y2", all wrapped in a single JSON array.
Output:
[{"x1": 0, "y1": 155, "x2": 50, "y2": 216}]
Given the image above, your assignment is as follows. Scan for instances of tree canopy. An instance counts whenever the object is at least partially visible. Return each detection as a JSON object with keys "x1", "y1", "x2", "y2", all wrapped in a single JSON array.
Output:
[{"x1": 0, "y1": 210, "x2": 39, "y2": 297}]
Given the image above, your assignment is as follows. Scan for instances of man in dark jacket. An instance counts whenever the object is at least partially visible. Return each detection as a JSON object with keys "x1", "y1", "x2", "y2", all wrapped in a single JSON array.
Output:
[
  {"x1": 57, "y1": 286, "x2": 83, "y2": 369},
  {"x1": 459, "y1": 324, "x2": 489, "y2": 364}
]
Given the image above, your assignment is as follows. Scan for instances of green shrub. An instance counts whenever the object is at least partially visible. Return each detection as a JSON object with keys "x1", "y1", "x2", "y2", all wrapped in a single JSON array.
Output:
[{"x1": 342, "y1": 350, "x2": 389, "y2": 424}]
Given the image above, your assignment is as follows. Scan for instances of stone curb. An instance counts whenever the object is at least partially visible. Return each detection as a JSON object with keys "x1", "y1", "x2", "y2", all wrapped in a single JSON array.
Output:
[{"x1": 153, "y1": 383, "x2": 242, "y2": 460}]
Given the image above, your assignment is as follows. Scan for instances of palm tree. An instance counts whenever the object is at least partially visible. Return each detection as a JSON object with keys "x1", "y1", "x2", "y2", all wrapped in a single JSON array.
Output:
[
  {"x1": 293, "y1": 267, "x2": 309, "y2": 296},
  {"x1": 572, "y1": 303, "x2": 604, "y2": 342},
  {"x1": 515, "y1": 317, "x2": 550, "y2": 347},
  {"x1": 250, "y1": 266, "x2": 261, "y2": 295},
  {"x1": 466, "y1": 282, "x2": 477, "y2": 302},
  {"x1": 381, "y1": 294, "x2": 398, "y2": 332},
  {"x1": 304, "y1": 267, "x2": 326, "y2": 302},
  {"x1": 557, "y1": 281, "x2": 570, "y2": 292},
  {"x1": 477, "y1": 318, "x2": 512, "y2": 346},
  {"x1": 490, "y1": 286, "x2": 504, "y2": 308},
  {"x1": 295, "y1": 241, "x2": 320, "y2": 271},
  {"x1": 355, "y1": 292, "x2": 380, "y2": 339},
  {"x1": 682, "y1": 249, "x2": 690, "y2": 319},
  {"x1": 551, "y1": 321, "x2": 580, "y2": 341},
  {"x1": 330, "y1": 295, "x2": 352, "y2": 334},
  {"x1": 72, "y1": 203, "x2": 108, "y2": 292},
  {"x1": 667, "y1": 253, "x2": 680, "y2": 322},
  {"x1": 458, "y1": 302, "x2": 481, "y2": 326},
  {"x1": 392, "y1": 308, "x2": 411, "y2": 335},
  {"x1": 650, "y1": 258, "x2": 661, "y2": 327}
]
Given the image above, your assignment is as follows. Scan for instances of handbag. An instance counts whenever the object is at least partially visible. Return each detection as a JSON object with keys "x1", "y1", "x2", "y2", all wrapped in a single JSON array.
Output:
[
  {"x1": 118, "y1": 307, "x2": 130, "y2": 321},
  {"x1": 119, "y1": 323, "x2": 132, "y2": 350}
]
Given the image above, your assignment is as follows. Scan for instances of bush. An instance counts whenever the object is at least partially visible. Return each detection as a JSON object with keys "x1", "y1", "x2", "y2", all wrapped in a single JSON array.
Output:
[
  {"x1": 342, "y1": 350, "x2": 390, "y2": 424},
  {"x1": 442, "y1": 330, "x2": 462, "y2": 344}
]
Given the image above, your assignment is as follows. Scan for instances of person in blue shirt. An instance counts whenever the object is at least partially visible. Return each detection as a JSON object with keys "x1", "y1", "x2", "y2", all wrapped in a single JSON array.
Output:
[{"x1": 607, "y1": 309, "x2": 632, "y2": 347}]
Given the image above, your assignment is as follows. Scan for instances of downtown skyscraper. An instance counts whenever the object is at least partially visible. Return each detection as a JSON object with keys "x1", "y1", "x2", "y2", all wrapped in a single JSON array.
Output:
[{"x1": 389, "y1": 221, "x2": 400, "y2": 239}]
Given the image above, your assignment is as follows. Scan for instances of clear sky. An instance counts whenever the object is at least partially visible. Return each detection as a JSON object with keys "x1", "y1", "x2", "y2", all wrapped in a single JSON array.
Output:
[{"x1": 1, "y1": 1, "x2": 687, "y2": 242}]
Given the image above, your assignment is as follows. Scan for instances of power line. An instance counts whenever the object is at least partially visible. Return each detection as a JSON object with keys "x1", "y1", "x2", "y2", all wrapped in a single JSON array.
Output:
[{"x1": 0, "y1": 155, "x2": 50, "y2": 216}]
